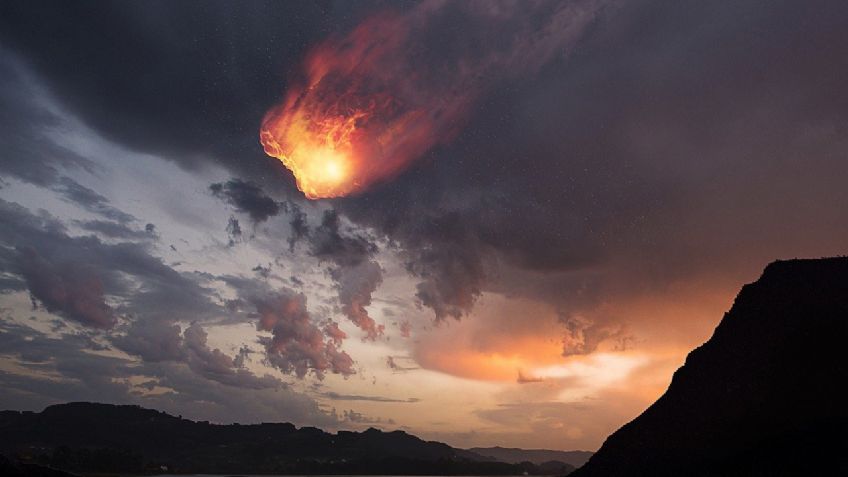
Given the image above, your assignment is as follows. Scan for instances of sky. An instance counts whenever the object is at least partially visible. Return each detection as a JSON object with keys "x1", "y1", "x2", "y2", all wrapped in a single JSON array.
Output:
[{"x1": 1, "y1": 0, "x2": 847, "y2": 451}]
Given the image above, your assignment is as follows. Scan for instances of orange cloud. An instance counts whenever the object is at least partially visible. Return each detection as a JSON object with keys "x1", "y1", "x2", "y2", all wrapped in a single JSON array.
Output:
[{"x1": 412, "y1": 296, "x2": 570, "y2": 381}]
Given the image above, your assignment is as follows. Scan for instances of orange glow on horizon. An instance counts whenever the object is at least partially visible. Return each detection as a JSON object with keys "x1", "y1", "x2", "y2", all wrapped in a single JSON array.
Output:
[{"x1": 415, "y1": 336, "x2": 567, "y2": 382}]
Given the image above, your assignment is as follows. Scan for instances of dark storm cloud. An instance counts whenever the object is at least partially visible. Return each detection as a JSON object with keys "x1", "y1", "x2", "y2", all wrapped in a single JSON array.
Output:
[
  {"x1": 335, "y1": 0, "x2": 848, "y2": 349},
  {"x1": 309, "y1": 210, "x2": 384, "y2": 339},
  {"x1": 0, "y1": 1, "x2": 382, "y2": 182},
  {"x1": 310, "y1": 210, "x2": 377, "y2": 267},
  {"x1": 3, "y1": 0, "x2": 848, "y2": 360},
  {"x1": 0, "y1": 0, "x2": 599, "y2": 322},
  {"x1": 339, "y1": 202, "x2": 486, "y2": 321},
  {"x1": 407, "y1": 233, "x2": 484, "y2": 321},
  {"x1": 210, "y1": 179, "x2": 281, "y2": 223}
]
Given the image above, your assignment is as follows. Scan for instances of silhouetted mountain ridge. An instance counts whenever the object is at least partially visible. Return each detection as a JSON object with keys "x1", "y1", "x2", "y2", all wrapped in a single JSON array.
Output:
[
  {"x1": 572, "y1": 257, "x2": 848, "y2": 476},
  {"x1": 0, "y1": 402, "x2": 576, "y2": 475}
]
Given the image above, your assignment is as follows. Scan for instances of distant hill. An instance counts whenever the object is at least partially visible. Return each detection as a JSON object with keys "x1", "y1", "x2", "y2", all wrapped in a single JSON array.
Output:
[
  {"x1": 468, "y1": 446, "x2": 592, "y2": 467},
  {"x1": 0, "y1": 402, "x2": 575, "y2": 475},
  {"x1": 572, "y1": 258, "x2": 848, "y2": 476}
]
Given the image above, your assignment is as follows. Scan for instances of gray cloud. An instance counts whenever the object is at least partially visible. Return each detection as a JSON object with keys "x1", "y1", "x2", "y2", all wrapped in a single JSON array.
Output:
[
  {"x1": 0, "y1": 320, "x2": 335, "y2": 427},
  {"x1": 338, "y1": 409, "x2": 394, "y2": 426},
  {"x1": 226, "y1": 216, "x2": 243, "y2": 246},
  {"x1": 75, "y1": 219, "x2": 155, "y2": 240},
  {"x1": 284, "y1": 201, "x2": 309, "y2": 252},
  {"x1": 0, "y1": 198, "x2": 258, "y2": 388},
  {"x1": 310, "y1": 210, "x2": 377, "y2": 267},
  {"x1": 308, "y1": 210, "x2": 384, "y2": 340},
  {"x1": 0, "y1": 53, "x2": 96, "y2": 188},
  {"x1": 332, "y1": 260, "x2": 384, "y2": 340},
  {"x1": 322, "y1": 391, "x2": 420, "y2": 403},
  {"x1": 182, "y1": 322, "x2": 282, "y2": 390},
  {"x1": 113, "y1": 320, "x2": 185, "y2": 362},
  {"x1": 115, "y1": 320, "x2": 282, "y2": 390},
  {"x1": 16, "y1": 245, "x2": 116, "y2": 329},
  {"x1": 0, "y1": 195, "x2": 364, "y2": 395},
  {"x1": 53, "y1": 177, "x2": 135, "y2": 224},
  {"x1": 210, "y1": 179, "x2": 281, "y2": 223}
]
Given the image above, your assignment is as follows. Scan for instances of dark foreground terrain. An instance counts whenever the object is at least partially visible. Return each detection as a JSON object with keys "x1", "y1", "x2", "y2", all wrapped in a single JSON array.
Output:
[
  {"x1": 573, "y1": 258, "x2": 848, "y2": 476},
  {"x1": 467, "y1": 447, "x2": 592, "y2": 468},
  {"x1": 0, "y1": 454, "x2": 77, "y2": 477},
  {"x1": 0, "y1": 402, "x2": 576, "y2": 475}
]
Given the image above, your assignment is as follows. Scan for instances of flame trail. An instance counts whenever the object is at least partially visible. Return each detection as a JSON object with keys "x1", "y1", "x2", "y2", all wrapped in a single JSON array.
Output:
[{"x1": 261, "y1": 1, "x2": 606, "y2": 199}]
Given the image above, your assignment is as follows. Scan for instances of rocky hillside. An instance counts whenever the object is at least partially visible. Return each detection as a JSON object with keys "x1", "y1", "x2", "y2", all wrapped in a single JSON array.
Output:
[{"x1": 572, "y1": 258, "x2": 848, "y2": 476}]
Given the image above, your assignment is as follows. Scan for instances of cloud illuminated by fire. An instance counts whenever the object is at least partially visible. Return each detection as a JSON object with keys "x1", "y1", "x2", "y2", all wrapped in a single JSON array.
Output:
[
  {"x1": 260, "y1": 11, "x2": 464, "y2": 199},
  {"x1": 260, "y1": 1, "x2": 606, "y2": 199}
]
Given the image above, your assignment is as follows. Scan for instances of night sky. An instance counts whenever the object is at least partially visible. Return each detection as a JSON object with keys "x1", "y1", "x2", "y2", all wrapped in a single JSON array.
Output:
[{"x1": 1, "y1": 0, "x2": 847, "y2": 451}]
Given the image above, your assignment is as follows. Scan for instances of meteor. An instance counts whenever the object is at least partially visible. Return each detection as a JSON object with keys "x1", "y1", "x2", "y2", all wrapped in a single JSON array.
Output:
[
  {"x1": 260, "y1": 2, "x2": 604, "y2": 200},
  {"x1": 259, "y1": 13, "x2": 452, "y2": 200}
]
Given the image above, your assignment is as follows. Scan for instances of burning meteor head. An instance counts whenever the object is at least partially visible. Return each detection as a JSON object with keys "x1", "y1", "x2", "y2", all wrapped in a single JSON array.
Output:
[
  {"x1": 260, "y1": 13, "x2": 456, "y2": 199},
  {"x1": 260, "y1": 1, "x2": 605, "y2": 200}
]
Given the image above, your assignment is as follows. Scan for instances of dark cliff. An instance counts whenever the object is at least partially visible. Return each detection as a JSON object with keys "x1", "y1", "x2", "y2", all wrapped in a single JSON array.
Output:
[{"x1": 572, "y1": 258, "x2": 848, "y2": 476}]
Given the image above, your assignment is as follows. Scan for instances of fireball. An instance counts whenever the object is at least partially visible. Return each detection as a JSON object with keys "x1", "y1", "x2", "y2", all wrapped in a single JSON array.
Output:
[
  {"x1": 259, "y1": 61, "x2": 437, "y2": 199},
  {"x1": 259, "y1": 100, "x2": 362, "y2": 199},
  {"x1": 260, "y1": 2, "x2": 601, "y2": 200},
  {"x1": 259, "y1": 13, "x2": 461, "y2": 200}
]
